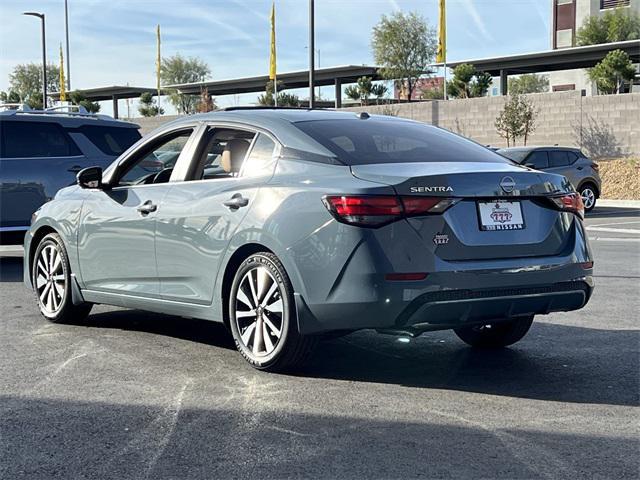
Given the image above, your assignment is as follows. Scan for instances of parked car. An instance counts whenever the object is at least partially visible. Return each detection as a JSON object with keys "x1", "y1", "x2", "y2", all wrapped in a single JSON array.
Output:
[
  {"x1": 497, "y1": 146, "x2": 601, "y2": 212},
  {"x1": 24, "y1": 109, "x2": 593, "y2": 371},
  {"x1": 0, "y1": 106, "x2": 141, "y2": 243}
]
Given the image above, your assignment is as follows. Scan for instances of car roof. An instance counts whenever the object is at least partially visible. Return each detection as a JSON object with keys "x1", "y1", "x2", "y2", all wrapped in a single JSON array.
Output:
[
  {"x1": 156, "y1": 108, "x2": 416, "y2": 157},
  {"x1": 498, "y1": 146, "x2": 581, "y2": 152},
  {"x1": 0, "y1": 109, "x2": 139, "y2": 129}
]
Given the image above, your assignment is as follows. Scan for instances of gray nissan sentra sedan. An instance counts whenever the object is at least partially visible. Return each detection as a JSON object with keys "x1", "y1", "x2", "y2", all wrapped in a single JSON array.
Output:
[{"x1": 24, "y1": 108, "x2": 594, "y2": 371}]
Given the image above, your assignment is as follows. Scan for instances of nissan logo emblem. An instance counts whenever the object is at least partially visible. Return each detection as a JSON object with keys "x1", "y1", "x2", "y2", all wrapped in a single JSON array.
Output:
[{"x1": 500, "y1": 176, "x2": 516, "y2": 193}]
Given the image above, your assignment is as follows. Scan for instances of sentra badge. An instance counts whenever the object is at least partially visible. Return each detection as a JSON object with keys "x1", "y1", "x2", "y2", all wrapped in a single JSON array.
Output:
[{"x1": 411, "y1": 186, "x2": 454, "y2": 193}]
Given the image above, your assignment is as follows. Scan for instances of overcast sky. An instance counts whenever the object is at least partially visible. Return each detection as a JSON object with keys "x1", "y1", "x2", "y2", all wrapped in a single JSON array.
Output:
[{"x1": 0, "y1": 0, "x2": 551, "y2": 114}]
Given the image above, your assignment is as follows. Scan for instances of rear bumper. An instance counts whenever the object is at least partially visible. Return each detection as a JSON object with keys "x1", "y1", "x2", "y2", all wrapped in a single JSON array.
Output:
[{"x1": 295, "y1": 267, "x2": 594, "y2": 335}]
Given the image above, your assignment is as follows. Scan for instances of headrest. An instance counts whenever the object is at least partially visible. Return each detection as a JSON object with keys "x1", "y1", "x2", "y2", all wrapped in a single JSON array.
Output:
[{"x1": 221, "y1": 138, "x2": 250, "y2": 174}]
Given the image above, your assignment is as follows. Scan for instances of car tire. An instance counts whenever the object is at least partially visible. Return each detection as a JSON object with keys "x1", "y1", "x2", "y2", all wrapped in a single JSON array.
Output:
[
  {"x1": 579, "y1": 183, "x2": 597, "y2": 213},
  {"x1": 32, "y1": 233, "x2": 92, "y2": 323},
  {"x1": 229, "y1": 252, "x2": 317, "y2": 371},
  {"x1": 454, "y1": 315, "x2": 534, "y2": 348}
]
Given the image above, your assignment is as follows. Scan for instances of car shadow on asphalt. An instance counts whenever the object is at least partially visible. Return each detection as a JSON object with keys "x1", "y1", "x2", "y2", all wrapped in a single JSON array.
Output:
[
  {"x1": 85, "y1": 309, "x2": 237, "y2": 350},
  {"x1": 2, "y1": 394, "x2": 636, "y2": 479},
  {"x1": 300, "y1": 324, "x2": 639, "y2": 407},
  {"x1": 82, "y1": 308, "x2": 638, "y2": 407}
]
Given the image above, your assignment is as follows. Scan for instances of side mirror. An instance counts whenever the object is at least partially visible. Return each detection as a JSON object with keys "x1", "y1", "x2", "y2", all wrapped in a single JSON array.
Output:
[
  {"x1": 523, "y1": 162, "x2": 535, "y2": 169},
  {"x1": 77, "y1": 166, "x2": 103, "y2": 189}
]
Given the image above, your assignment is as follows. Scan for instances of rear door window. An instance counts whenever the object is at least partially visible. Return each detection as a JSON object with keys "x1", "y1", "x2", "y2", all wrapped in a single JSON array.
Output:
[
  {"x1": 241, "y1": 133, "x2": 277, "y2": 178},
  {"x1": 0, "y1": 120, "x2": 81, "y2": 158},
  {"x1": 549, "y1": 151, "x2": 571, "y2": 168},
  {"x1": 526, "y1": 151, "x2": 549, "y2": 169},
  {"x1": 74, "y1": 125, "x2": 141, "y2": 156},
  {"x1": 293, "y1": 119, "x2": 510, "y2": 165}
]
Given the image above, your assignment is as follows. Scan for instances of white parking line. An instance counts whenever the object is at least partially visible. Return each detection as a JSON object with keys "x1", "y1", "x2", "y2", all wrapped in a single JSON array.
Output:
[
  {"x1": 586, "y1": 226, "x2": 640, "y2": 235},
  {"x1": 588, "y1": 237, "x2": 640, "y2": 242},
  {"x1": 0, "y1": 245, "x2": 24, "y2": 254},
  {"x1": 588, "y1": 221, "x2": 640, "y2": 228}
]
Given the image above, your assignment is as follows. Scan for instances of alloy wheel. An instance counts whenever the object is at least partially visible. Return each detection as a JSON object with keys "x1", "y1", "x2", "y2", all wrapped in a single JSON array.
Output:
[
  {"x1": 234, "y1": 266, "x2": 284, "y2": 357},
  {"x1": 35, "y1": 244, "x2": 66, "y2": 314},
  {"x1": 581, "y1": 187, "x2": 595, "y2": 210}
]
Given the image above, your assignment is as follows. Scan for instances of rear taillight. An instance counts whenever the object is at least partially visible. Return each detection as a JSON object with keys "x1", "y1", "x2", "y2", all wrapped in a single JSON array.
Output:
[
  {"x1": 590, "y1": 162, "x2": 599, "y2": 172},
  {"x1": 323, "y1": 195, "x2": 456, "y2": 227},
  {"x1": 550, "y1": 193, "x2": 584, "y2": 219}
]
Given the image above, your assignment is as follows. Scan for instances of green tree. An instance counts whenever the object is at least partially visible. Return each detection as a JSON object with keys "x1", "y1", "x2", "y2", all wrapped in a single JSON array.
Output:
[
  {"x1": 68, "y1": 90, "x2": 101, "y2": 113},
  {"x1": 371, "y1": 11, "x2": 437, "y2": 102},
  {"x1": 344, "y1": 77, "x2": 387, "y2": 105},
  {"x1": 2, "y1": 63, "x2": 60, "y2": 109},
  {"x1": 495, "y1": 94, "x2": 538, "y2": 147},
  {"x1": 138, "y1": 92, "x2": 164, "y2": 117},
  {"x1": 447, "y1": 64, "x2": 492, "y2": 98},
  {"x1": 371, "y1": 83, "x2": 388, "y2": 104},
  {"x1": 257, "y1": 80, "x2": 300, "y2": 107},
  {"x1": 588, "y1": 49, "x2": 636, "y2": 94},
  {"x1": 0, "y1": 90, "x2": 21, "y2": 104},
  {"x1": 196, "y1": 87, "x2": 217, "y2": 112},
  {"x1": 345, "y1": 85, "x2": 361, "y2": 103},
  {"x1": 508, "y1": 74, "x2": 549, "y2": 95},
  {"x1": 160, "y1": 54, "x2": 211, "y2": 114},
  {"x1": 576, "y1": 8, "x2": 640, "y2": 46}
]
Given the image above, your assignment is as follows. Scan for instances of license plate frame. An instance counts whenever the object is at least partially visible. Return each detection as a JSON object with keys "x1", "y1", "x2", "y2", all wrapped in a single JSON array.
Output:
[{"x1": 477, "y1": 199, "x2": 525, "y2": 231}]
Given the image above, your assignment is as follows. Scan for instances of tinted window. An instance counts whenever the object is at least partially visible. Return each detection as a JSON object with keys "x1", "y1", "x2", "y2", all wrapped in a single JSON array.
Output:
[
  {"x1": 118, "y1": 130, "x2": 192, "y2": 186},
  {"x1": 1, "y1": 121, "x2": 81, "y2": 158},
  {"x1": 567, "y1": 151, "x2": 579, "y2": 164},
  {"x1": 526, "y1": 151, "x2": 549, "y2": 169},
  {"x1": 549, "y1": 151, "x2": 571, "y2": 168},
  {"x1": 242, "y1": 134, "x2": 276, "y2": 177},
  {"x1": 294, "y1": 119, "x2": 510, "y2": 165},
  {"x1": 76, "y1": 125, "x2": 141, "y2": 156},
  {"x1": 497, "y1": 149, "x2": 530, "y2": 162}
]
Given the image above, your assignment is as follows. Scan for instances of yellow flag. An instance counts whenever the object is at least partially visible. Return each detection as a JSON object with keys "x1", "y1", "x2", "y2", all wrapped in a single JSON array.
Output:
[
  {"x1": 59, "y1": 43, "x2": 66, "y2": 102},
  {"x1": 269, "y1": 2, "x2": 276, "y2": 80},
  {"x1": 156, "y1": 25, "x2": 161, "y2": 95},
  {"x1": 436, "y1": 0, "x2": 446, "y2": 63}
]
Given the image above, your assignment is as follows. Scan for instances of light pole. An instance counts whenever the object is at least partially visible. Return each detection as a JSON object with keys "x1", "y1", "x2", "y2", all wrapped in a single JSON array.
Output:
[
  {"x1": 64, "y1": 0, "x2": 71, "y2": 91},
  {"x1": 308, "y1": 0, "x2": 315, "y2": 109},
  {"x1": 305, "y1": 46, "x2": 321, "y2": 99},
  {"x1": 23, "y1": 12, "x2": 47, "y2": 109}
]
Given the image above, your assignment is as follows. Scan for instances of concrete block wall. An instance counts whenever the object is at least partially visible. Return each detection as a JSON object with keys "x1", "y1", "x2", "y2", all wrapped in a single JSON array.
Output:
[
  {"x1": 347, "y1": 91, "x2": 640, "y2": 158},
  {"x1": 130, "y1": 92, "x2": 640, "y2": 158}
]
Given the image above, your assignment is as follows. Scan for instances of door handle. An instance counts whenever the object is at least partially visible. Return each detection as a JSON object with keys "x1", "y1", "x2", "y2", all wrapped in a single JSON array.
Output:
[
  {"x1": 223, "y1": 194, "x2": 249, "y2": 210},
  {"x1": 137, "y1": 201, "x2": 158, "y2": 215},
  {"x1": 67, "y1": 165, "x2": 82, "y2": 173}
]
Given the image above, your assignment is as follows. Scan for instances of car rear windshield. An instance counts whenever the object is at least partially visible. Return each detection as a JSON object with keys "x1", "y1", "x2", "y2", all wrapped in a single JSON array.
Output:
[
  {"x1": 76, "y1": 125, "x2": 141, "y2": 156},
  {"x1": 293, "y1": 119, "x2": 510, "y2": 165}
]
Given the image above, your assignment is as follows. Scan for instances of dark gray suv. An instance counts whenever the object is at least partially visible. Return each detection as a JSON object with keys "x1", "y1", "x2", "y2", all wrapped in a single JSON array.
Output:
[
  {"x1": 0, "y1": 108, "x2": 141, "y2": 242},
  {"x1": 498, "y1": 146, "x2": 601, "y2": 212}
]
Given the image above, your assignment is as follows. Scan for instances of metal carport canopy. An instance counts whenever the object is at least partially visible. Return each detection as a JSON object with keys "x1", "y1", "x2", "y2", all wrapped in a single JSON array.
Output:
[
  {"x1": 166, "y1": 65, "x2": 382, "y2": 107},
  {"x1": 49, "y1": 86, "x2": 159, "y2": 118},
  {"x1": 436, "y1": 40, "x2": 640, "y2": 76},
  {"x1": 435, "y1": 40, "x2": 640, "y2": 95}
]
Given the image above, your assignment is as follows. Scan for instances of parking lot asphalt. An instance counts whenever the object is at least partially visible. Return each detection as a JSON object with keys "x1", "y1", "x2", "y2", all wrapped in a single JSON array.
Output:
[{"x1": 1, "y1": 207, "x2": 638, "y2": 479}]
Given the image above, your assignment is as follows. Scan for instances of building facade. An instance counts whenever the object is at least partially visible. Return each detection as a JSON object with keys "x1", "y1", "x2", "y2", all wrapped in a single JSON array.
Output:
[{"x1": 549, "y1": 0, "x2": 640, "y2": 94}]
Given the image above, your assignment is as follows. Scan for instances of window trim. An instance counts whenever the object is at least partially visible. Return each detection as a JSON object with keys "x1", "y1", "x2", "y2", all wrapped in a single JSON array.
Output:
[
  {"x1": 104, "y1": 124, "x2": 200, "y2": 189},
  {"x1": 0, "y1": 119, "x2": 82, "y2": 159}
]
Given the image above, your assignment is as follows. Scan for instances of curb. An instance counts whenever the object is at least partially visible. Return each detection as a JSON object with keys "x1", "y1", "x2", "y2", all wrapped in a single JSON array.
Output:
[{"x1": 596, "y1": 199, "x2": 640, "y2": 209}]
